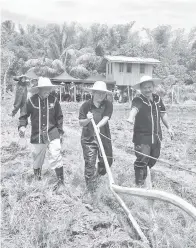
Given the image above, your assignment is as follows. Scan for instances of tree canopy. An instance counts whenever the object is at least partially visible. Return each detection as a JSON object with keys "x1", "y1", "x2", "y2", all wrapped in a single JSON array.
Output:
[{"x1": 1, "y1": 20, "x2": 196, "y2": 97}]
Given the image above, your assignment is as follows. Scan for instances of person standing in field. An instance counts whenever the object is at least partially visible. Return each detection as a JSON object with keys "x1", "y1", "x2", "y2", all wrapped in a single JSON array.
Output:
[
  {"x1": 18, "y1": 77, "x2": 65, "y2": 190},
  {"x1": 127, "y1": 75, "x2": 174, "y2": 186},
  {"x1": 11, "y1": 75, "x2": 30, "y2": 117},
  {"x1": 70, "y1": 82, "x2": 76, "y2": 101},
  {"x1": 113, "y1": 85, "x2": 120, "y2": 103},
  {"x1": 79, "y1": 81, "x2": 113, "y2": 199}
]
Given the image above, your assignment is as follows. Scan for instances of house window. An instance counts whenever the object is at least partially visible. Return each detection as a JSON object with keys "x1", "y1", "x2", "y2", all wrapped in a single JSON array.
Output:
[
  {"x1": 111, "y1": 63, "x2": 113, "y2": 74},
  {"x1": 140, "y1": 64, "x2": 145, "y2": 74},
  {"x1": 119, "y1": 63, "x2": 124, "y2": 72},
  {"x1": 127, "y1": 64, "x2": 132, "y2": 73}
]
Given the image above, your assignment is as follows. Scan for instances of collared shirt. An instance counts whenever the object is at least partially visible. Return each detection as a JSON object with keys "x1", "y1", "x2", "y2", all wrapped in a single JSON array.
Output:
[
  {"x1": 131, "y1": 93, "x2": 166, "y2": 145},
  {"x1": 19, "y1": 94, "x2": 64, "y2": 144},
  {"x1": 79, "y1": 99, "x2": 113, "y2": 141}
]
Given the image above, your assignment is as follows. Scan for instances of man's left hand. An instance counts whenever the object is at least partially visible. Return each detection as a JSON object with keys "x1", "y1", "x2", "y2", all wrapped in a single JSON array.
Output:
[{"x1": 168, "y1": 128, "x2": 174, "y2": 140}]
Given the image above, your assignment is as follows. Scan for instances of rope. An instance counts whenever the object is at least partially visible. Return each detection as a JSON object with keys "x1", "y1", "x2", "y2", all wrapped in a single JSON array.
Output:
[
  {"x1": 98, "y1": 132, "x2": 196, "y2": 175},
  {"x1": 130, "y1": 149, "x2": 196, "y2": 175},
  {"x1": 80, "y1": 125, "x2": 196, "y2": 175}
]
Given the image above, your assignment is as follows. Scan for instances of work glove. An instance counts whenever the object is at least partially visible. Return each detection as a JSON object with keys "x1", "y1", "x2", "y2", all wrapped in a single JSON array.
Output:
[{"x1": 19, "y1": 126, "x2": 26, "y2": 138}]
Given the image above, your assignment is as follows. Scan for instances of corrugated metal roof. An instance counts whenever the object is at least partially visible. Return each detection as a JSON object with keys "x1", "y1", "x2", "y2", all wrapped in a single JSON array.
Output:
[{"x1": 104, "y1": 55, "x2": 160, "y2": 64}]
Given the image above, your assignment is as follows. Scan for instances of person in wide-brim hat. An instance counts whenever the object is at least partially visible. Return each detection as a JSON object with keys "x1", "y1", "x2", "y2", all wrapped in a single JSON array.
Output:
[
  {"x1": 18, "y1": 76, "x2": 65, "y2": 191},
  {"x1": 11, "y1": 75, "x2": 31, "y2": 117},
  {"x1": 29, "y1": 77, "x2": 58, "y2": 94},
  {"x1": 132, "y1": 75, "x2": 161, "y2": 90},
  {"x1": 13, "y1": 74, "x2": 30, "y2": 82},
  {"x1": 79, "y1": 80, "x2": 113, "y2": 203},
  {"x1": 85, "y1": 80, "x2": 111, "y2": 93},
  {"x1": 127, "y1": 75, "x2": 174, "y2": 186}
]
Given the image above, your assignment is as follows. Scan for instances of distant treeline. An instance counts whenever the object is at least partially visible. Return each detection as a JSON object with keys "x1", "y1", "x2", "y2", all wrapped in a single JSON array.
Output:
[{"x1": 1, "y1": 20, "x2": 196, "y2": 97}]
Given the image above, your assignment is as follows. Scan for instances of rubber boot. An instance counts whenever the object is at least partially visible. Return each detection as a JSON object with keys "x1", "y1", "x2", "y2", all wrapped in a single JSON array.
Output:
[
  {"x1": 53, "y1": 166, "x2": 64, "y2": 191},
  {"x1": 143, "y1": 165, "x2": 148, "y2": 181},
  {"x1": 34, "y1": 168, "x2": 42, "y2": 181},
  {"x1": 134, "y1": 166, "x2": 145, "y2": 186}
]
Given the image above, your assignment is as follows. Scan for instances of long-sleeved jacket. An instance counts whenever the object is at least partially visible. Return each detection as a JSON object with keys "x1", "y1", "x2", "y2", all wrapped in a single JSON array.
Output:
[
  {"x1": 19, "y1": 93, "x2": 64, "y2": 144},
  {"x1": 12, "y1": 84, "x2": 27, "y2": 116}
]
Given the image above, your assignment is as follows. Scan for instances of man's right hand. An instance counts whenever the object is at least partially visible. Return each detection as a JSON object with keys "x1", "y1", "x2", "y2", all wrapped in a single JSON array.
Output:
[
  {"x1": 87, "y1": 112, "x2": 93, "y2": 120},
  {"x1": 19, "y1": 126, "x2": 26, "y2": 138}
]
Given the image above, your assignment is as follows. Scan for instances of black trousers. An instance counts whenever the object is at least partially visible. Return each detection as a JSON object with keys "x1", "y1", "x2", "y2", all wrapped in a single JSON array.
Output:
[
  {"x1": 81, "y1": 136, "x2": 113, "y2": 192},
  {"x1": 134, "y1": 137, "x2": 161, "y2": 185}
]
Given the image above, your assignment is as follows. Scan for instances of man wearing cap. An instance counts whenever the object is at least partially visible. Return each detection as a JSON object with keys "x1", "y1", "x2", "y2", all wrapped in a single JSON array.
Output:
[
  {"x1": 11, "y1": 75, "x2": 30, "y2": 117},
  {"x1": 18, "y1": 77, "x2": 64, "y2": 190},
  {"x1": 79, "y1": 81, "x2": 113, "y2": 195},
  {"x1": 127, "y1": 75, "x2": 174, "y2": 186}
]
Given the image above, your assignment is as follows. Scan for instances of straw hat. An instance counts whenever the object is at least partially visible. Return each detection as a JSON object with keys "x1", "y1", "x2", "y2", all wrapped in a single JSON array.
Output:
[
  {"x1": 18, "y1": 74, "x2": 29, "y2": 79},
  {"x1": 132, "y1": 75, "x2": 161, "y2": 90},
  {"x1": 13, "y1": 74, "x2": 30, "y2": 82},
  {"x1": 30, "y1": 77, "x2": 58, "y2": 94},
  {"x1": 86, "y1": 81, "x2": 110, "y2": 92}
]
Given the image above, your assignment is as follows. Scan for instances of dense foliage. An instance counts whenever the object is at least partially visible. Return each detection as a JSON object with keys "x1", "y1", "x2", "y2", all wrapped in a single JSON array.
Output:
[{"x1": 1, "y1": 20, "x2": 196, "y2": 97}]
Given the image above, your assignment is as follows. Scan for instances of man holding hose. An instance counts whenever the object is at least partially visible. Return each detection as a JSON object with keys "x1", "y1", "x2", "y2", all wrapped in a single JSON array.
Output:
[
  {"x1": 127, "y1": 76, "x2": 174, "y2": 186},
  {"x1": 79, "y1": 81, "x2": 113, "y2": 198}
]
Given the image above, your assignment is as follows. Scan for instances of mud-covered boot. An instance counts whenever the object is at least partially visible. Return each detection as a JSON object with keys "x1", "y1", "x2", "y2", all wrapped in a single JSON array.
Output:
[
  {"x1": 143, "y1": 165, "x2": 148, "y2": 181},
  {"x1": 53, "y1": 166, "x2": 64, "y2": 191},
  {"x1": 135, "y1": 167, "x2": 145, "y2": 186},
  {"x1": 34, "y1": 168, "x2": 42, "y2": 181}
]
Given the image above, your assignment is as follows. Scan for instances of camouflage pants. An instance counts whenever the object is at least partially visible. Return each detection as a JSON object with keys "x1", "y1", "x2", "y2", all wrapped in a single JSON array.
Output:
[
  {"x1": 134, "y1": 138, "x2": 161, "y2": 185},
  {"x1": 81, "y1": 137, "x2": 113, "y2": 192}
]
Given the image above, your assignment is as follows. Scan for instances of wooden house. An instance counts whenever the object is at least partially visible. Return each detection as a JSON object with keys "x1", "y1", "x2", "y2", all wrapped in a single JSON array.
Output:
[{"x1": 99, "y1": 55, "x2": 160, "y2": 86}]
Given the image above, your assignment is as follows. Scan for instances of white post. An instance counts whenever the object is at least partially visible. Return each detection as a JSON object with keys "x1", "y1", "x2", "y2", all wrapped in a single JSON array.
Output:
[
  {"x1": 127, "y1": 86, "x2": 131, "y2": 103},
  {"x1": 74, "y1": 82, "x2": 76, "y2": 102}
]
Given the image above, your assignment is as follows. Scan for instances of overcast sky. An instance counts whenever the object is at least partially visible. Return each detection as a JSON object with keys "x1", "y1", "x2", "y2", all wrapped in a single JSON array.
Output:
[{"x1": 1, "y1": 0, "x2": 195, "y2": 31}]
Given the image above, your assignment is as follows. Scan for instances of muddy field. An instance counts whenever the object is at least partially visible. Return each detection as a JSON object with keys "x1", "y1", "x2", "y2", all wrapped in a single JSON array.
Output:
[{"x1": 1, "y1": 99, "x2": 196, "y2": 248}]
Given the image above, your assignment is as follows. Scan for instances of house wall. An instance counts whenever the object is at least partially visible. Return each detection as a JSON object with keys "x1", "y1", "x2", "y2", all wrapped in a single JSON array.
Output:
[
  {"x1": 106, "y1": 62, "x2": 153, "y2": 86},
  {"x1": 106, "y1": 61, "x2": 114, "y2": 81}
]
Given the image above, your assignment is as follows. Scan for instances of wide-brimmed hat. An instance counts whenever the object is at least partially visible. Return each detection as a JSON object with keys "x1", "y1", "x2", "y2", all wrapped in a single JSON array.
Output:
[
  {"x1": 132, "y1": 75, "x2": 161, "y2": 90},
  {"x1": 13, "y1": 74, "x2": 30, "y2": 82},
  {"x1": 19, "y1": 74, "x2": 29, "y2": 79},
  {"x1": 86, "y1": 81, "x2": 110, "y2": 93},
  {"x1": 29, "y1": 77, "x2": 58, "y2": 94}
]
